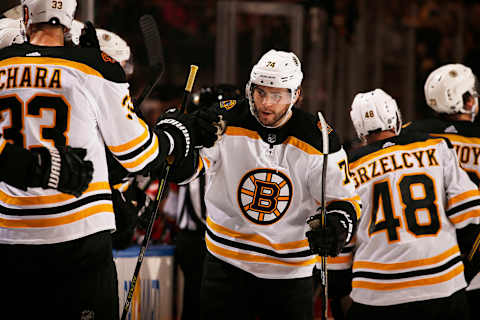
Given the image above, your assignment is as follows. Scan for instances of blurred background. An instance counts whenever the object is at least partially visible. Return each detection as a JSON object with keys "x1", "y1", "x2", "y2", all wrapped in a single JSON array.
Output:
[{"x1": 35, "y1": 0, "x2": 480, "y2": 143}]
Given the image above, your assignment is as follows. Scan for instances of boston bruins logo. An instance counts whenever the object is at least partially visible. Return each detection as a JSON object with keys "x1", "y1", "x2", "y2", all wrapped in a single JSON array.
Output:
[{"x1": 237, "y1": 168, "x2": 293, "y2": 225}]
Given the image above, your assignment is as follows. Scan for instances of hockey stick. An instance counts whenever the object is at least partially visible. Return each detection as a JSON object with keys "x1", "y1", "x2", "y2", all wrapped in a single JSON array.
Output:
[
  {"x1": 121, "y1": 65, "x2": 199, "y2": 320},
  {"x1": 308, "y1": 111, "x2": 330, "y2": 320},
  {"x1": 135, "y1": 14, "x2": 165, "y2": 112}
]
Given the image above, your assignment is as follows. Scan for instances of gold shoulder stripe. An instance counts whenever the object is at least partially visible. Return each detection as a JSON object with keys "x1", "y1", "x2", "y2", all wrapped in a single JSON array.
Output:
[
  {"x1": 284, "y1": 136, "x2": 322, "y2": 155},
  {"x1": 225, "y1": 126, "x2": 260, "y2": 140},
  {"x1": 0, "y1": 57, "x2": 103, "y2": 78},
  {"x1": 225, "y1": 127, "x2": 323, "y2": 155},
  {"x1": 350, "y1": 139, "x2": 445, "y2": 169},
  {"x1": 431, "y1": 133, "x2": 480, "y2": 145}
]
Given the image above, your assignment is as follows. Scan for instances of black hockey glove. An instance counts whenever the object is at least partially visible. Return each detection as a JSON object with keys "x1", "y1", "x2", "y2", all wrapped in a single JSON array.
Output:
[
  {"x1": 79, "y1": 21, "x2": 100, "y2": 49},
  {"x1": 111, "y1": 187, "x2": 138, "y2": 250},
  {"x1": 189, "y1": 108, "x2": 224, "y2": 148},
  {"x1": 306, "y1": 209, "x2": 354, "y2": 257},
  {"x1": 154, "y1": 108, "x2": 222, "y2": 163},
  {"x1": 29, "y1": 146, "x2": 93, "y2": 197}
]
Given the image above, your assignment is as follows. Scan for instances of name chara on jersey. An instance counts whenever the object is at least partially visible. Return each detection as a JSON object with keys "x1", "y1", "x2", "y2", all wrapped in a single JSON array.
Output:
[{"x1": 0, "y1": 65, "x2": 62, "y2": 90}]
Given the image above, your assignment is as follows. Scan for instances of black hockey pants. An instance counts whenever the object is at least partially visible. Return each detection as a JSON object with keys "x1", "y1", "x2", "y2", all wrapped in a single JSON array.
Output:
[{"x1": 0, "y1": 231, "x2": 119, "y2": 320}]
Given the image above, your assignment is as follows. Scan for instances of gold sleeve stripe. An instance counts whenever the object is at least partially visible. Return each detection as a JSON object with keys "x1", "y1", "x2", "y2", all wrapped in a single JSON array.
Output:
[
  {"x1": 447, "y1": 189, "x2": 480, "y2": 208},
  {"x1": 226, "y1": 126, "x2": 323, "y2": 155},
  {"x1": 0, "y1": 57, "x2": 103, "y2": 78},
  {"x1": 326, "y1": 255, "x2": 352, "y2": 264},
  {"x1": 206, "y1": 237, "x2": 316, "y2": 267},
  {"x1": 196, "y1": 154, "x2": 204, "y2": 174},
  {"x1": 121, "y1": 133, "x2": 158, "y2": 169},
  {"x1": 352, "y1": 264, "x2": 463, "y2": 291},
  {"x1": 350, "y1": 139, "x2": 445, "y2": 169},
  {"x1": 0, "y1": 181, "x2": 110, "y2": 206},
  {"x1": 108, "y1": 120, "x2": 149, "y2": 153},
  {"x1": 0, "y1": 203, "x2": 113, "y2": 228},
  {"x1": 112, "y1": 180, "x2": 132, "y2": 193},
  {"x1": 207, "y1": 216, "x2": 309, "y2": 250},
  {"x1": 450, "y1": 209, "x2": 480, "y2": 225},
  {"x1": 0, "y1": 137, "x2": 6, "y2": 154},
  {"x1": 431, "y1": 133, "x2": 480, "y2": 145},
  {"x1": 201, "y1": 156, "x2": 211, "y2": 169},
  {"x1": 353, "y1": 246, "x2": 459, "y2": 271}
]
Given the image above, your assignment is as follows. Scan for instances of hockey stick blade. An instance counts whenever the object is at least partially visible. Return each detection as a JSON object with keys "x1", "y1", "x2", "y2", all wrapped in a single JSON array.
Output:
[{"x1": 135, "y1": 14, "x2": 165, "y2": 110}]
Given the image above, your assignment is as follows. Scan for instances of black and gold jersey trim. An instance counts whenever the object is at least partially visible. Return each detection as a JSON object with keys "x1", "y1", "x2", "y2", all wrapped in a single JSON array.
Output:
[
  {"x1": 206, "y1": 227, "x2": 312, "y2": 258},
  {"x1": 353, "y1": 256, "x2": 462, "y2": 280},
  {"x1": 0, "y1": 193, "x2": 111, "y2": 216}
]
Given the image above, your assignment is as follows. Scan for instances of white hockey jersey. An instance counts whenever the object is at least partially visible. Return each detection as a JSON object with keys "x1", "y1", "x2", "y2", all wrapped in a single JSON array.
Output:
[
  {"x1": 0, "y1": 44, "x2": 160, "y2": 244},
  {"x1": 200, "y1": 99, "x2": 361, "y2": 279},
  {"x1": 334, "y1": 132, "x2": 480, "y2": 306},
  {"x1": 404, "y1": 119, "x2": 480, "y2": 291}
]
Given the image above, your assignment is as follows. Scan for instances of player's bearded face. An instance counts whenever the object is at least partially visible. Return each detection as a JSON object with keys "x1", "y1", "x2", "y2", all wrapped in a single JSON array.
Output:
[{"x1": 253, "y1": 86, "x2": 292, "y2": 127}]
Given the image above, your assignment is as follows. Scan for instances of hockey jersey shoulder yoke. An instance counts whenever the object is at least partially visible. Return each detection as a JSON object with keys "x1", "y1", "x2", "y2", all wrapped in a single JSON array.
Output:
[
  {"x1": 214, "y1": 98, "x2": 342, "y2": 154},
  {"x1": 0, "y1": 43, "x2": 126, "y2": 83},
  {"x1": 349, "y1": 130, "x2": 452, "y2": 163}
]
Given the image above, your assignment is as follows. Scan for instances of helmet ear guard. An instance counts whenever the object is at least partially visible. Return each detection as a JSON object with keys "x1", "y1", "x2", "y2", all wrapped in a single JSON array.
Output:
[
  {"x1": 246, "y1": 49, "x2": 303, "y2": 128},
  {"x1": 350, "y1": 88, "x2": 402, "y2": 140},
  {"x1": 424, "y1": 63, "x2": 478, "y2": 116}
]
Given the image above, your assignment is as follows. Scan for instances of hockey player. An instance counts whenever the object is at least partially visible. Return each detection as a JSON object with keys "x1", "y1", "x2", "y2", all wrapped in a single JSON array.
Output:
[
  {"x1": 403, "y1": 63, "x2": 480, "y2": 318},
  {"x1": 198, "y1": 49, "x2": 360, "y2": 320},
  {"x1": 0, "y1": 0, "x2": 221, "y2": 319},
  {"x1": 336, "y1": 88, "x2": 480, "y2": 319},
  {"x1": 161, "y1": 83, "x2": 242, "y2": 320}
]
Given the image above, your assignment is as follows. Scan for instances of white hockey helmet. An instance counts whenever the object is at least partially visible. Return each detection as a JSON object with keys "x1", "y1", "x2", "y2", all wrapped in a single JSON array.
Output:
[
  {"x1": 424, "y1": 63, "x2": 478, "y2": 115},
  {"x1": 350, "y1": 88, "x2": 402, "y2": 139},
  {"x1": 97, "y1": 28, "x2": 133, "y2": 75},
  {"x1": 96, "y1": 29, "x2": 131, "y2": 61},
  {"x1": 246, "y1": 49, "x2": 303, "y2": 127},
  {"x1": 22, "y1": 0, "x2": 77, "y2": 29},
  {"x1": 0, "y1": 18, "x2": 25, "y2": 49}
]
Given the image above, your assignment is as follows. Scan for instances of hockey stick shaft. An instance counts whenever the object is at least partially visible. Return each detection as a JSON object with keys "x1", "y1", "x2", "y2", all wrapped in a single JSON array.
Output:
[
  {"x1": 121, "y1": 65, "x2": 199, "y2": 320},
  {"x1": 135, "y1": 15, "x2": 165, "y2": 112},
  {"x1": 317, "y1": 111, "x2": 329, "y2": 320}
]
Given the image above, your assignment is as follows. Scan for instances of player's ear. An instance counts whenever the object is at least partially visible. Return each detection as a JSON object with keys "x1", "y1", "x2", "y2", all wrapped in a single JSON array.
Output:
[{"x1": 293, "y1": 87, "x2": 301, "y2": 104}]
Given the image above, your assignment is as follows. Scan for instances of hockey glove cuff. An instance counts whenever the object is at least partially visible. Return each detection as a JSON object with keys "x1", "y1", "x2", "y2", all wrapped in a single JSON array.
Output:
[
  {"x1": 306, "y1": 209, "x2": 354, "y2": 257},
  {"x1": 155, "y1": 108, "x2": 193, "y2": 165}
]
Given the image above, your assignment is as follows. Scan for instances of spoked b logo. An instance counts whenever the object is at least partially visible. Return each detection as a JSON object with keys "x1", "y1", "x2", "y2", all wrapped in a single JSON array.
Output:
[{"x1": 237, "y1": 168, "x2": 293, "y2": 225}]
